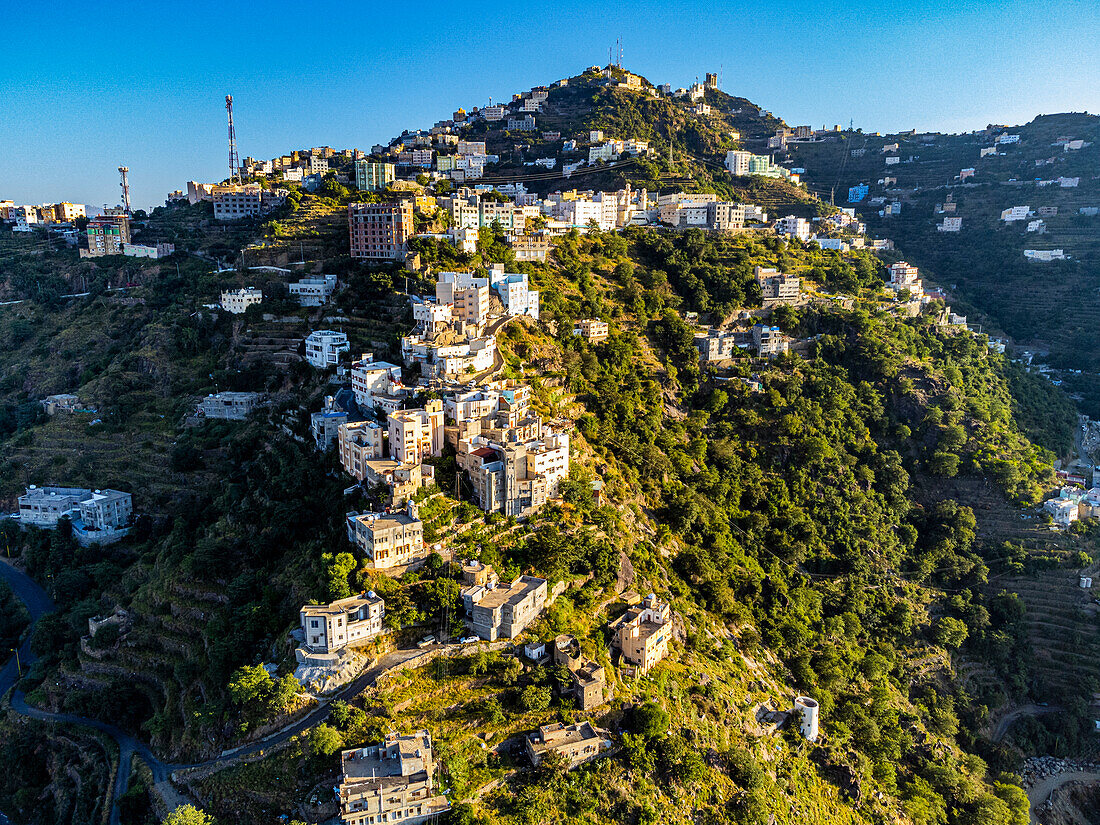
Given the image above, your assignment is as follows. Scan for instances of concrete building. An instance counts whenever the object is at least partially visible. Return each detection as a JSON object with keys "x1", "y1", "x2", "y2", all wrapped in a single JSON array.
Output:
[
  {"x1": 755, "y1": 266, "x2": 800, "y2": 303},
  {"x1": 1045, "y1": 497, "x2": 1079, "y2": 526},
  {"x1": 80, "y1": 214, "x2": 131, "y2": 257},
  {"x1": 937, "y1": 217, "x2": 962, "y2": 232},
  {"x1": 388, "y1": 401, "x2": 444, "y2": 464},
  {"x1": 305, "y1": 330, "x2": 350, "y2": 369},
  {"x1": 220, "y1": 287, "x2": 263, "y2": 314},
  {"x1": 611, "y1": 593, "x2": 673, "y2": 676},
  {"x1": 289, "y1": 273, "x2": 337, "y2": 307},
  {"x1": 17, "y1": 486, "x2": 133, "y2": 545},
  {"x1": 337, "y1": 732, "x2": 449, "y2": 825},
  {"x1": 468, "y1": 575, "x2": 547, "y2": 641},
  {"x1": 199, "y1": 391, "x2": 262, "y2": 420},
  {"x1": 507, "y1": 114, "x2": 536, "y2": 131},
  {"x1": 525, "y1": 722, "x2": 613, "y2": 768},
  {"x1": 573, "y1": 319, "x2": 609, "y2": 343},
  {"x1": 348, "y1": 201, "x2": 414, "y2": 261},
  {"x1": 509, "y1": 234, "x2": 552, "y2": 262},
  {"x1": 122, "y1": 242, "x2": 175, "y2": 259},
  {"x1": 458, "y1": 430, "x2": 569, "y2": 517},
  {"x1": 213, "y1": 185, "x2": 263, "y2": 221},
  {"x1": 1000, "y1": 205, "x2": 1031, "y2": 222},
  {"x1": 436, "y1": 271, "x2": 490, "y2": 326},
  {"x1": 487, "y1": 264, "x2": 539, "y2": 319},
  {"x1": 693, "y1": 328, "x2": 743, "y2": 361},
  {"x1": 338, "y1": 420, "x2": 385, "y2": 479},
  {"x1": 775, "y1": 215, "x2": 812, "y2": 242},
  {"x1": 553, "y1": 634, "x2": 606, "y2": 710},
  {"x1": 753, "y1": 324, "x2": 790, "y2": 357},
  {"x1": 300, "y1": 592, "x2": 385, "y2": 654},
  {"x1": 311, "y1": 395, "x2": 351, "y2": 450},
  {"x1": 346, "y1": 503, "x2": 425, "y2": 570},
  {"x1": 350, "y1": 356, "x2": 404, "y2": 409}
]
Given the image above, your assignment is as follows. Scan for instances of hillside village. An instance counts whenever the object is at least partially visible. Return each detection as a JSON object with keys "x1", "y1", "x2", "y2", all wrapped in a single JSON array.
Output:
[{"x1": 1, "y1": 63, "x2": 1099, "y2": 825}]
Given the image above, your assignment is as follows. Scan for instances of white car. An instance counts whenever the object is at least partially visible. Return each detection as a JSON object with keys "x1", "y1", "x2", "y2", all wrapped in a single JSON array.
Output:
[{"x1": 459, "y1": 635, "x2": 480, "y2": 644}]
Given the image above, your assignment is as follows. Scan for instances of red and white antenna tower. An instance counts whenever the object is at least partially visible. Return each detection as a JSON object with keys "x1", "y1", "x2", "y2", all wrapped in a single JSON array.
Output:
[
  {"x1": 226, "y1": 94, "x2": 241, "y2": 185},
  {"x1": 117, "y1": 166, "x2": 131, "y2": 213}
]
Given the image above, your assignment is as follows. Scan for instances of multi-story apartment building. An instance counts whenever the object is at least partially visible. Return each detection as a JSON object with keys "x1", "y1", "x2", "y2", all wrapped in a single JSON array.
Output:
[
  {"x1": 346, "y1": 504, "x2": 424, "y2": 569},
  {"x1": 198, "y1": 391, "x2": 262, "y2": 420},
  {"x1": 572, "y1": 319, "x2": 610, "y2": 343},
  {"x1": 458, "y1": 430, "x2": 569, "y2": 517},
  {"x1": 220, "y1": 287, "x2": 263, "y2": 314},
  {"x1": 54, "y1": 202, "x2": 86, "y2": 222},
  {"x1": 888, "y1": 261, "x2": 920, "y2": 288},
  {"x1": 311, "y1": 395, "x2": 350, "y2": 450},
  {"x1": 348, "y1": 201, "x2": 414, "y2": 260},
  {"x1": 388, "y1": 401, "x2": 444, "y2": 465},
  {"x1": 753, "y1": 324, "x2": 790, "y2": 357},
  {"x1": 693, "y1": 328, "x2": 743, "y2": 362},
  {"x1": 612, "y1": 593, "x2": 673, "y2": 676},
  {"x1": 468, "y1": 575, "x2": 547, "y2": 641},
  {"x1": 80, "y1": 213, "x2": 131, "y2": 257},
  {"x1": 775, "y1": 215, "x2": 812, "y2": 241},
  {"x1": 754, "y1": 266, "x2": 801, "y2": 303},
  {"x1": 525, "y1": 722, "x2": 613, "y2": 768},
  {"x1": 486, "y1": 265, "x2": 539, "y2": 319},
  {"x1": 354, "y1": 160, "x2": 396, "y2": 191},
  {"x1": 338, "y1": 420, "x2": 385, "y2": 480},
  {"x1": 435, "y1": 271, "x2": 490, "y2": 326},
  {"x1": 300, "y1": 592, "x2": 385, "y2": 654},
  {"x1": 213, "y1": 185, "x2": 262, "y2": 221},
  {"x1": 506, "y1": 114, "x2": 536, "y2": 131},
  {"x1": 18, "y1": 486, "x2": 98, "y2": 528},
  {"x1": 305, "y1": 330, "x2": 350, "y2": 369},
  {"x1": 350, "y1": 355, "x2": 404, "y2": 409},
  {"x1": 337, "y1": 732, "x2": 450, "y2": 825}
]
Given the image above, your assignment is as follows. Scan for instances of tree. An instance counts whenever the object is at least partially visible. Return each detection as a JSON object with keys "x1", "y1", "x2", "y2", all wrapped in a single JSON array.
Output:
[
  {"x1": 632, "y1": 702, "x2": 670, "y2": 740},
  {"x1": 269, "y1": 673, "x2": 300, "y2": 712},
  {"x1": 227, "y1": 664, "x2": 272, "y2": 706},
  {"x1": 520, "y1": 684, "x2": 552, "y2": 712},
  {"x1": 163, "y1": 805, "x2": 215, "y2": 825},
  {"x1": 934, "y1": 616, "x2": 969, "y2": 650},
  {"x1": 309, "y1": 723, "x2": 344, "y2": 757},
  {"x1": 323, "y1": 552, "x2": 357, "y2": 600}
]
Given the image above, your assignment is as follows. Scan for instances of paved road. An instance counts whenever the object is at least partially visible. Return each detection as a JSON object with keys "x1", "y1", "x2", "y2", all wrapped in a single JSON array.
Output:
[
  {"x1": 1, "y1": 558, "x2": 426, "y2": 821},
  {"x1": 990, "y1": 704, "x2": 1063, "y2": 744},
  {"x1": 1028, "y1": 770, "x2": 1100, "y2": 824}
]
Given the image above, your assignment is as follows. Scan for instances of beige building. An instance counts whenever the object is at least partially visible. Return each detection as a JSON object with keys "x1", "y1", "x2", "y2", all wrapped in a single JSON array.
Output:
[
  {"x1": 220, "y1": 287, "x2": 263, "y2": 314},
  {"x1": 612, "y1": 593, "x2": 673, "y2": 676},
  {"x1": 468, "y1": 575, "x2": 547, "y2": 641},
  {"x1": 338, "y1": 731, "x2": 450, "y2": 825},
  {"x1": 754, "y1": 266, "x2": 801, "y2": 303},
  {"x1": 573, "y1": 319, "x2": 609, "y2": 343},
  {"x1": 80, "y1": 214, "x2": 131, "y2": 257},
  {"x1": 338, "y1": 421, "x2": 385, "y2": 481},
  {"x1": 300, "y1": 592, "x2": 385, "y2": 654},
  {"x1": 525, "y1": 721, "x2": 613, "y2": 767},
  {"x1": 457, "y1": 430, "x2": 569, "y2": 518},
  {"x1": 553, "y1": 634, "x2": 606, "y2": 710},
  {"x1": 435, "y1": 271, "x2": 490, "y2": 327},
  {"x1": 55, "y1": 202, "x2": 86, "y2": 222},
  {"x1": 346, "y1": 503, "x2": 424, "y2": 569},
  {"x1": 388, "y1": 401, "x2": 444, "y2": 465}
]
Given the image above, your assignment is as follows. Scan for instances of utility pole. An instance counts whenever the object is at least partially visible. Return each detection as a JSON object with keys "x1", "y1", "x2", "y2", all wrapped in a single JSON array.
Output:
[
  {"x1": 226, "y1": 95, "x2": 241, "y2": 185},
  {"x1": 118, "y1": 166, "x2": 131, "y2": 213}
]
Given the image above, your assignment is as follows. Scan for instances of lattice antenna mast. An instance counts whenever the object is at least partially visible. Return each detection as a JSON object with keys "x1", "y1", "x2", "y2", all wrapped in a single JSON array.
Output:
[
  {"x1": 117, "y1": 167, "x2": 131, "y2": 213},
  {"x1": 226, "y1": 95, "x2": 241, "y2": 185}
]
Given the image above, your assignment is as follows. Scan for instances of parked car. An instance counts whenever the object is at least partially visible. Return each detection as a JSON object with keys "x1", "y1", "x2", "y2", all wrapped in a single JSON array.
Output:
[
  {"x1": 459, "y1": 635, "x2": 479, "y2": 644},
  {"x1": 417, "y1": 635, "x2": 437, "y2": 649}
]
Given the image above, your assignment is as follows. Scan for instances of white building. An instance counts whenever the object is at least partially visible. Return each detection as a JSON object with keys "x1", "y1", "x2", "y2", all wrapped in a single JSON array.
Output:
[
  {"x1": 1000, "y1": 205, "x2": 1031, "y2": 222},
  {"x1": 937, "y1": 217, "x2": 962, "y2": 232},
  {"x1": 350, "y1": 355, "x2": 404, "y2": 408},
  {"x1": 300, "y1": 592, "x2": 385, "y2": 654},
  {"x1": 1045, "y1": 497, "x2": 1079, "y2": 526},
  {"x1": 487, "y1": 264, "x2": 539, "y2": 319},
  {"x1": 1024, "y1": 249, "x2": 1067, "y2": 262},
  {"x1": 220, "y1": 287, "x2": 263, "y2": 314},
  {"x1": 775, "y1": 215, "x2": 812, "y2": 242},
  {"x1": 305, "y1": 330, "x2": 350, "y2": 369},
  {"x1": 289, "y1": 273, "x2": 337, "y2": 307}
]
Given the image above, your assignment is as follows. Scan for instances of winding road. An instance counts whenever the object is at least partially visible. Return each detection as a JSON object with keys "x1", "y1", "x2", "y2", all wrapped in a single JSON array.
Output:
[
  {"x1": 1028, "y1": 770, "x2": 1100, "y2": 825},
  {"x1": 0, "y1": 558, "x2": 424, "y2": 823},
  {"x1": 989, "y1": 703, "x2": 1063, "y2": 744}
]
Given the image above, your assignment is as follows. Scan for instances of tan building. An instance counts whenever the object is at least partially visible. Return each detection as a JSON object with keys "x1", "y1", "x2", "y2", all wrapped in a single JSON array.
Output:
[
  {"x1": 300, "y1": 592, "x2": 385, "y2": 654},
  {"x1": 388, "y1": 401, "x2": 444, "y2": 465},
  {"x1": 338, "y1": 421, "x2": 385, "y2": 481},
  {"x1": 457, "y1": 430, "x2": 569, "y2": 518},
  {"x1": 553, "y1": 635, "x2": 606, "y2": 710},
  {"x1": 468, "y1": 575, "x2": 547, "y2": 641},
  {"x1": 461, "y1": 559, "x2": 499, "y2": 587},
  {"x1": 338, "y1": 731, "x2": 449, "y2": 825},
  {"x1": 754, "y1": 266, "x2": 801, "y2": 303},
  {"x1": 80, "y1": 213, "x2": 130, "y2": 257},
  {"x1": 573, "y1": 319, "x2": 609, "y2": 343},
  {"x1": 54, "y1": 202, "x2": 86, "y2": 222},
  {"x1": 346, "y1": 503, "x2": 424, "y2": 570},
  {"x1": 349, "y1": 200, "x2": 414, "y2": 260},
  {"x1": 525, "y1": 721, "x2": 613, "y2": 767},
  {"x1": 612, "y1": 593, "x2": 673, "y2": 676}
]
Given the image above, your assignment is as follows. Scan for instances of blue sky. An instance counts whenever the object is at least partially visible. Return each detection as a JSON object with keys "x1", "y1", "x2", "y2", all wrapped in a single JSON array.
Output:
[{"x1": 2, "y1": 0, "x2": 1098, "y2": 210}]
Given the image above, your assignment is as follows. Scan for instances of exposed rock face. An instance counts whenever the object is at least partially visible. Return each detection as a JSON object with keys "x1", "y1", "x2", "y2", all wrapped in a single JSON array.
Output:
[{"x1": 616, "y1": 549, "x2": 635, "y2": 593}]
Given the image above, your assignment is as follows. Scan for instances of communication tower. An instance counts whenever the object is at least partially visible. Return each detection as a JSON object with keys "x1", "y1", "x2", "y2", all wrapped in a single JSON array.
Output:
[
  {"x1": 226, "y1": 95, "x2": 241, "y2": 185},
  {"x1": 117, "y1": 166, "x2": 131, "y2": 213}
]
